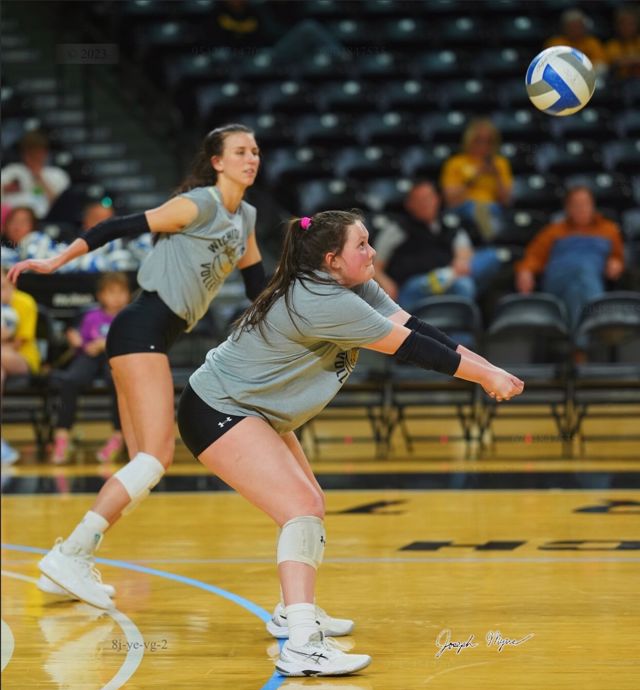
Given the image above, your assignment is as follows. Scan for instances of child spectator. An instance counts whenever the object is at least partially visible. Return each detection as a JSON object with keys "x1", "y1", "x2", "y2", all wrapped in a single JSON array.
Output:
[{"x1": 49, "y1": 272, "x2": 131, "y2": 465}]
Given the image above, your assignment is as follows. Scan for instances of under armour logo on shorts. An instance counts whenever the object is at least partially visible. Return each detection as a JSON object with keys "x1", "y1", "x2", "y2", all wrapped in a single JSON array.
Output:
[{"x1": 218, "y1": 416, "x2": 233, "y2": 428}]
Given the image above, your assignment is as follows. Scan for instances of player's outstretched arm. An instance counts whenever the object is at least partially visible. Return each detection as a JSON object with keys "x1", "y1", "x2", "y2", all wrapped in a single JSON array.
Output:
[
  {"x1": 365, "y1": 322, "x2": 524, "y2": 402},
  {"x1": 8, "y1": 197, "x2": 199, "y2": 284}
]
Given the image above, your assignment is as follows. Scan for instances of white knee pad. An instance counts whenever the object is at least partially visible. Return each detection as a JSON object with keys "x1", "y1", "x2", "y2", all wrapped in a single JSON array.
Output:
[
  {"x1": 114, "y1": 452, "x2": 165, "y2": 516},
  {"x1": 276, "y1": 516, "x2": 326, "y2": 570}
]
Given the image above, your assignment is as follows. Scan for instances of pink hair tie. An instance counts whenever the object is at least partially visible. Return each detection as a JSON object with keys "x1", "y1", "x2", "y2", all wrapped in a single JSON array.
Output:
[{"x1": 300, "y1": 216, "x2": 312, "y2": 230}]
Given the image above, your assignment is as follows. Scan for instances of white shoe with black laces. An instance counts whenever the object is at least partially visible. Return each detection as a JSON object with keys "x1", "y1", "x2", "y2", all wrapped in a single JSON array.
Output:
[
  {"x1": 266, "y1": 602, "x2": 354, "y2": 638},
  {"x1": 276, "y1": 631, "x2": 371, "y2": 677}
]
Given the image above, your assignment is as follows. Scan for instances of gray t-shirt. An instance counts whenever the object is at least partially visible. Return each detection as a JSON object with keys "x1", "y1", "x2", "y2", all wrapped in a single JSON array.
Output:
[
  {"x1": 189, "y1": 276, "x2": 400, "y2": 433},
  {"x1": 137, "y1": 186, "x2": 256, "y2": 331}
]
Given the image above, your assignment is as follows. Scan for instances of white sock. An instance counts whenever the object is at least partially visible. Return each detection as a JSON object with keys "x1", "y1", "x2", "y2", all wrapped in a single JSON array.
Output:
[
  {"x1": 62, "y1": 511, "x2": 109, "y2": 555},
  {"x1": 286, "y1": 603, "x2": 319, "y2": 647}
]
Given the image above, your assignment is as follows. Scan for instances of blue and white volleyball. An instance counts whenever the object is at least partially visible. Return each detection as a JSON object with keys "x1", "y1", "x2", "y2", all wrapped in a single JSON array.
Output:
[{"x1": 525, "y1": 46, "x2": 596, "y2": 117}]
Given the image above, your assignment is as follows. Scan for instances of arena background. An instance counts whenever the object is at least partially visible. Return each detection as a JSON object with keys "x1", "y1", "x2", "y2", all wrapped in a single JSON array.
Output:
[{"x1": 1, "y1": 1, "x2": 639, "y2": 688}]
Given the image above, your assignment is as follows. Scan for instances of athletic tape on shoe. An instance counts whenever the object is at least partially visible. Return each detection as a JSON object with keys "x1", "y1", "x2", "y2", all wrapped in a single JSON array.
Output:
[
  {"x1": 277, "y1": 516, "x2": 326, "y2": 570},
  {"x1": 114, "y1": 452, "x2": 165, "y2": 515}
]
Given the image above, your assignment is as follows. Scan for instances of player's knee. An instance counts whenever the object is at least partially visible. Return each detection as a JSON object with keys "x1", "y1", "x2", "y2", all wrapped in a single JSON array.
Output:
[
  {"x1": 114, "y1": 452, "x2": 165, "y2": 515},
  {"x1": 277, "y1": 515, "x2": 326, "y2": 570},
  {"x1": 294, "y1": 488, "x2": 325, "y2": 520}
]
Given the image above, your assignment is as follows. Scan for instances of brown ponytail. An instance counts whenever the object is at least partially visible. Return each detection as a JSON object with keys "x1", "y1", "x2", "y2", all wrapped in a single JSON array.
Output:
[{"x1": 235, "y1": 209, "x2": 363, "y2": 337}]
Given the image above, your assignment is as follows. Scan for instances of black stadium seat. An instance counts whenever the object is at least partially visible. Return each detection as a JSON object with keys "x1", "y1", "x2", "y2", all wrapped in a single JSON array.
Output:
[
  {"x1": 534, "y1": 141, "x2": 602, "y2": 176},
  {"x1": 570, "y1": 292, "x2": 640, "y2": 451},
  {"x1": 387, "y1": 296, "x2": 482, "y2": 454},
  {"x1": 479, "y1": 293, "x2": 573, "y2": 455}
]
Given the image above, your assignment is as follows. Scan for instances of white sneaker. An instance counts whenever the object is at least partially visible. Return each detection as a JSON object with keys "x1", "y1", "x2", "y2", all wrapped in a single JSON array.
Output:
[
  {"x1": 267, "y1": 602, "x2": 354, "y2": 639},
  {"x1": 38, "y1": 539, "x2": 114, "y2": 610},
  {"x1": 276, "y1": 631, "x2": 371, "y2": 677},
  {"x1": 37, "y1": 573, "x2": 116, "y2": 599}
]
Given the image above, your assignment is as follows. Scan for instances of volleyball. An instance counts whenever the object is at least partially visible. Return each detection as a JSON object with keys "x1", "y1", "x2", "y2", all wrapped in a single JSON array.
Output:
[{"x1": 525, "y1": 46, "x2": 596, "y2": 117}]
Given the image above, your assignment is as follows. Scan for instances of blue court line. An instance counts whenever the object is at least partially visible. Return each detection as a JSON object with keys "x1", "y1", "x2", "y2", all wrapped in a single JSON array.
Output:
[{"x1": 1, "y1": 543, "x2": 285, "y2": 690}]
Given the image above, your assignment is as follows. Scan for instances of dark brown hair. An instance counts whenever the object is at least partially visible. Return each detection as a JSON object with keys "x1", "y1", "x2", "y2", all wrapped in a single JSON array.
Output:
[
  {"x1": 235, "y1": 209, "x2": 364, "y2": 337},
  {"x1": 174, "y1": 123, "x2": 255, "y2": 194}
]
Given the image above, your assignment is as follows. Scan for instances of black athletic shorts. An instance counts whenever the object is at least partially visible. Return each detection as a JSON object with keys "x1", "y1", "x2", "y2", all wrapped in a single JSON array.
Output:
[
  {"x1": 177, "y1": 382, "x2": 246, "y2": 457},
  {"x1": 106, "y1": 290, "x2": 187, "y2": 359}
]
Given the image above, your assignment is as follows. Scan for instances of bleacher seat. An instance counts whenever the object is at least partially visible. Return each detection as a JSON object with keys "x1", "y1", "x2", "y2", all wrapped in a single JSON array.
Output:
[
  {"x1": 512, "y1": 174, "x2": 563, "y2": 211},
  {"x1": 473, "y1": 48, "x2": 526, "y2": 79},
  {"x1": 480, "y1": 293, "x2": 573, "y2": 455},
  {"x1": 316, "y1": 80, "x2": 373, "y2": 113},
  {"x1": 400, "y1": 144, "x2": 454, "y2": 178},
  {"x1": 380, "y1": 80, "x2": 434, "y2": 112},
  {"x1": 196, "y1": 81, "x2": 256, "y2": 124},
  {"x1": 419, "y1": 111, "x2": 468, "y2": 144},
  {"x1": 295, "y1": 113, "x2": 355, "y2": 146},
  {"x1": 356, "y1": 112, "x2": 417, "y2": 146},
  {"x1": 602, "y1": 139, "x2": 640, "y2": 174},
  {"x1": 266, "y1": 147, "x2": 331, "y2": 187},
  {"x1": 356, "y1": 51, "x2": 407, "y2": 80},
  {"x1": 409, "y1": 50, "x2": 469, "y2": 81},
  {"x1": 438, "y1": 79, "x2": 499, "y2": 111},
  {"x1": 534, "y1": 141, "x2": 602, "y2": 176},
  {"x1": 570, "y1": 292, "x2": 640, "y2": 450},
  {"x1": 296, "y1": 178, "x2": 360, "y2": 215},
  {"x1": 496, "y1": 15, "x2": 547, "y2": 46},
  {"x1": 551, "y1": 108, "x2": 615, "y2": 142},
  {"x1": 334, "y1": 145, "x2": 398, "y2": 180},
  {"x1": 500, "y1": 141, "x2": 536, "y2": 174},
  {"x1": 258, "y1": 80, "x2": 315, "y2": 114},
  {"x1": 360, "y1": 177, "x2": 413, "y2": 212},
  {"x1": 387, "y1": 296, "x2": 481, "y2": 454},
  {"x1": 237, "y1": 113, "x2": 294, "y2": 148}
]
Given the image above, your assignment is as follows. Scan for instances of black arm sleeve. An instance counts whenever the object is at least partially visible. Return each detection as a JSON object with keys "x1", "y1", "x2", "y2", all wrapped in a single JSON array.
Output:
[
  {"x1": 82, "y1": 213, "x2": 151, "y2": 251},
  {"x1": 395, "y1": 330, "x2": 462, "y2": 376},
  {"x1": 240, "y1": 261, "x2": 267, "y2": 301},
  {"x1": 404, "y1": 315, "x2": 459, "y2": 351}
]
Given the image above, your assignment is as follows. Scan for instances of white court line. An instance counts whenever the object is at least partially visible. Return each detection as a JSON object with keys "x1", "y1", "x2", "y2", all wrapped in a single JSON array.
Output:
[
  {"x1": 1, "y1": 570, "x2": 144, "y2": 690},
  {"x1": 1, "y1": 618, "x2": 15, "y2": 672}
]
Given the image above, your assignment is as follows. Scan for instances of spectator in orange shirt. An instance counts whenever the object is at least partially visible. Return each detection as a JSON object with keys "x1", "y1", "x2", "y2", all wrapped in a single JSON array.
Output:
[
  {"x1": 515, "y1": 187, "x2": 625, "y2": 332},
  {"x1": 606, "y1": 5, "x2": 640, "y2": 80},
  {"x1": 545, "y1": 8, "x2": 608, "y2": 75},
  {"x1": 440, "y1": 119, "x2": 513, "y2": 241}
]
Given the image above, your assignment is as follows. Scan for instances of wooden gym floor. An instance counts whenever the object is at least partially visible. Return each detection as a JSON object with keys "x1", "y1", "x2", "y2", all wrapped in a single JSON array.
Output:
[{"x1": 1, "y1": 413, "x2": 639, "y2": 689}]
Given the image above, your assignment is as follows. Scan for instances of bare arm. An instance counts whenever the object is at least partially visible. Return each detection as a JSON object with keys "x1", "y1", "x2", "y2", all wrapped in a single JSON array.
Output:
[
  {"x1": 7, "y1": 197, "x2": 199, "y2": 283},
  {"x1": 365, "y1": 318, "x2": 524, "y2": 401}
]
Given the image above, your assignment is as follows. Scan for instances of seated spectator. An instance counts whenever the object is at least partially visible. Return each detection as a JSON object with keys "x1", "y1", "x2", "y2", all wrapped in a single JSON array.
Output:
[
  {"x1": 1, "y1": 131, "x2": 70, "y2": 219},
  {"x1": 440, "y1": 119, "x2": 513, "y2": 241},
  {"x1": 373, "y1": 180, "x2": 509, "y2": 313},
  {"x1": 545, "y1": 8, "x2": 608, "y2": 76},
  {"x1": 515, "y1": 186, "x2": 625, "y2": 336},
  {"x1": 81, "y1": 201, "x2": 114, "y2": 234},
  {"x1": 1, "y1": 206, "x2": 38, "y2": 250},
  {"x1": 49, "y1": 272, "x2": 131, "y2": 465},
  {"x1": 606, "y1": 5, "x2": 640, "y2": 80},
  {"x1": 1, "y1": 267, "x2": 40, "y2": 464}
]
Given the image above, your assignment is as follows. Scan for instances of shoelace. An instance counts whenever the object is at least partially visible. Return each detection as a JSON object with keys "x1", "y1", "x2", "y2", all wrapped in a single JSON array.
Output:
[{"x1": 56, "y1": 538, "x2": 105, "y2": 584}]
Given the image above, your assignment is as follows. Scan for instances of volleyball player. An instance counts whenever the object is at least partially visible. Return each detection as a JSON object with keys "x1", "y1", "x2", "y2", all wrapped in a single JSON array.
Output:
[
  {"x1": 176, "y1": 210, "x2": 524, "y2": 676},
  {"x1": 7, "y1": 125, "x2": 270, "y2": 608}
]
